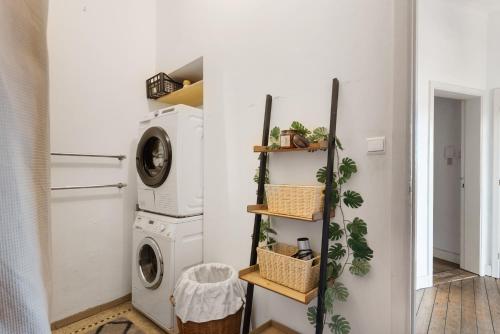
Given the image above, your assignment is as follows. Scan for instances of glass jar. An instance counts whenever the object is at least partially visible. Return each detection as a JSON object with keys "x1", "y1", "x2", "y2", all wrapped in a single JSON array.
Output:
[{"x1": 280, "y1": 130, "x2": 297, "y2": 148}]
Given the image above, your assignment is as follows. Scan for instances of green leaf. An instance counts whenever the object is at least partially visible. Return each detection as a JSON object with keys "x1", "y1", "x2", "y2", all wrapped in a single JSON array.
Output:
[
  {"x1": 348, "y1": 234, "x2": 373, "y2": 260},
  {"x1": 328, "y1": 260, "x2": 342, "y2": 280},
  {"x1": 269, "y1": 126, "x2": 281, "y2": 149},
  {"x1": 346, "y1": 217, "x2": 367, "y2": 236},
  {"x1": 270, "y1": 126, "x2": 280, "y2": 140},
  {"x1": 335, "y1": 137, "x2": 344, "y2": 150},
  {"x1": 307, "y1": 306, "x2": 317, "y2": 326},
  {"x1": 290, "y1": 121, "x2": 311, "y2": 136},
  {"x1": 254, "y1": 167, "x2": 270, "y2": 184},
  {"x1": 342, "y1": 190, "x2": 363, "y2": 208},
  {"x1": 264, "y1": 227, "x2": 277, "y2": 235},
  {"x1": 331, "y1": 282, "x2": 349, "y2": 302},
  {"x1": 349, "y1": 258, "x2": 371, "y2": 276},
  {"x1": 308, "y1": 127, "x2": 329, "y2": 142},
  {"x1": 324, "y1": 286, "x2": 335, "y2": 313},
  {"x1": 328, "y1": 243, "x2": 346, "y2": 261},
  {"x1": 339, "y1": 157, "x2": 357, "y2": 181},
  {"x1": 329, "y1": 222, "x2": 344, "y2": 241},
  {"x1": 316, "y1": 166, "x2": 327, "y2": 184},
  {"x1": 328, "y1": 315, "x2": 351, "y2": 334}
]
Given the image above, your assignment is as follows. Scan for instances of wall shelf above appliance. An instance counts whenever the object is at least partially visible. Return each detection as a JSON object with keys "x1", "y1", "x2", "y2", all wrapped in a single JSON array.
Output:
[
  {"x1": 157, "y1": 80, "x2": 203, "y2": 107},
  {"x1": 154, "y1": 57, "x2": 204, "y2": 107}
]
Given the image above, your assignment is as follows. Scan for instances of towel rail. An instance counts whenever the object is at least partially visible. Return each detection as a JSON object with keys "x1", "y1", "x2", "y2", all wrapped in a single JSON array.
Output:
[
  {"x1": 51, "y1": 183, "x2": 127, "y2": 191},
  {"x1": 51, "y1": 153, "x2": 126, "y2": 160}
]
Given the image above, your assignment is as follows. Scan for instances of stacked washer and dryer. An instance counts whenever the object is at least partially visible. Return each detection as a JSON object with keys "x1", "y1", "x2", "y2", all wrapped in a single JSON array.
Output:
[{"x1": 132, "y1": 104, "x2": 203, "y2": 332}]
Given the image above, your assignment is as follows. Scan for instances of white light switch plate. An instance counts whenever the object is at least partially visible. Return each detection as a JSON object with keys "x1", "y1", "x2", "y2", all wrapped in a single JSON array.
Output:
[{"x1": 367, "y1": 136, "x2": 385, "y2": 154}]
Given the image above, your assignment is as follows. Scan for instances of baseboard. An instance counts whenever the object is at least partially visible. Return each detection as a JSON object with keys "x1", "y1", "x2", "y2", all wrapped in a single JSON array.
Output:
[
  {"x1": 50, "y1": 294, "x2": 131, "y2": 330},
  {"x1": 433, "y1": 247, "x2": 460, "y2": 264},
  {"x1": 416, "y1": 275, "x2": 433, "y2": 290}
]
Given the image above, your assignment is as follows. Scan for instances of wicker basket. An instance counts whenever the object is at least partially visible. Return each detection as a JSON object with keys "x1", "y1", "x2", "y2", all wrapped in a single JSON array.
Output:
[
  {"x1": 176, "y1": 308, "x2": 242, "y2": 334},
  {"x1": 257, "y1": 243, "x2": 320, "y2": 293},
  {"x1": 265, "y1": 184, "x2": 324, "y2": 219}
]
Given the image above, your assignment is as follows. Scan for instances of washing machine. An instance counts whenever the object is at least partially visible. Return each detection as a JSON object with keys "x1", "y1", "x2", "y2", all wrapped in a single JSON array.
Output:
[
  {"x1": 136, "y1": 104, "x2": 203, "y2": 217},
  {"x1": 132, "y1": 211, "x2": 203, "y2": 332}
]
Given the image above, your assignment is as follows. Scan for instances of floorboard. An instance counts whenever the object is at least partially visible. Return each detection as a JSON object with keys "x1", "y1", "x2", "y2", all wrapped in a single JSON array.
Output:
[
  {"x1": 474, "y1": 277, "x2": 494, "y2": 333},
  {"x1": 428, "y1": 283, "x2": 450, "y2": 334},
  {"x1": 484, "y1": 277, "x2": 500, "y2": 332},
  {"x1": 416, "y1": 287, "x2": 438, "y2": 334},
  {"x1": 445, "y1": 280, "x2": 462, "y2": 334},
  {"x1": 461, "y1": 278, "x2": 477, "y2": 334}
]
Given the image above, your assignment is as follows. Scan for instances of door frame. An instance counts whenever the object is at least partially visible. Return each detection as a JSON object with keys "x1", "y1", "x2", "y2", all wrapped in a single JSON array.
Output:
[
  {"x1": 428, "y1": 81, "x2": 488, "y2": 279},
  {"x1": 493, "y1": 89, "x2": 500, "y2": 278}
]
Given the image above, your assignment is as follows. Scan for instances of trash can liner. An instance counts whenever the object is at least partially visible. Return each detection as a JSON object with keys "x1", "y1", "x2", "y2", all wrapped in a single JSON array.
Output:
[{"x1": 173, "y1": 263, "x2": 246, "y2": 323}]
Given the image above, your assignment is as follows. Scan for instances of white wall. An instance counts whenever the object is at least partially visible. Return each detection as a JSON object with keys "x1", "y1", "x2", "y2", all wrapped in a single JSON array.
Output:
[
  {"x1": 47, "y1": 0, "x2": 157, "y2": 321},
  {"x1": 487, "y1": 11, "x2": 500, "y2": 89},
  {"x1": 416, "y1": 0, "x2": 490, "y2": 288},
  {"x1": 433, "y1": 97, "x2": 462, "y2": 263},
  {"x1": 156, "y1": 1, "x2": 412, "y2": 332}
]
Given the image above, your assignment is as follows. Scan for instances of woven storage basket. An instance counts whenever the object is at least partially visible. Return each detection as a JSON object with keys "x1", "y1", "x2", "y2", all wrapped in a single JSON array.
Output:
[
  {"x1": 257, "y1": 243, "x2": 320, "y2": 293},
  {"x1": 176, "y1": 308, "x2": 242, "y2": 334},
  {"x1": 265, "y1": 184, "x2": 324, "y2": 219}
]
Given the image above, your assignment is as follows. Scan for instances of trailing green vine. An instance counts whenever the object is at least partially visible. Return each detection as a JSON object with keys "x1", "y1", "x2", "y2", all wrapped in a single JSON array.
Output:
[{"x1": 307, "y1": 135, "x2": 373, "y2": 334}]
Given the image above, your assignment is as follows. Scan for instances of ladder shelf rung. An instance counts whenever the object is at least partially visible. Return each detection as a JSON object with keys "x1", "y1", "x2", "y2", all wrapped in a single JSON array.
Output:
[
  {"x1": 239, "y1": 265, "x2": 318, "y2": 304},
  {"x1": 247, "y1": 204, "x2": 334, "y2": 222}
]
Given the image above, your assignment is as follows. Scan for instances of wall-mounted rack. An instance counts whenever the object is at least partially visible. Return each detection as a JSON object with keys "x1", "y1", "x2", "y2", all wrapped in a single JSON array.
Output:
[
  {"x1": 51, "y1": 183, "x2": 127, "y2": 191},
  {"x1": 51, "y1": 153, "x2": 126, "y2": 160}
]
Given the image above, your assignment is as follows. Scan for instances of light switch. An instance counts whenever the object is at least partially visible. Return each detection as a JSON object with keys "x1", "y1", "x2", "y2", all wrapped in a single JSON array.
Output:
[{"x1": 367, "y1": 137, "x2": 385, "y2": 154}]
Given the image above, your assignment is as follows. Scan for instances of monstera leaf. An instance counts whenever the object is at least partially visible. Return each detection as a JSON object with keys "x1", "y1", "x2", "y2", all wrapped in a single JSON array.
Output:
[
  {"x1": 331, "y1": 282, "x2": 349, "y2": 302},
  {"x1": 290, "y1": 121, "x2": 311, "y2": 136},
  {"x1": 328, "y1": 243, "x2": 346, "y2": 261},
  {"x1": 348, "y1": 234, "x2": 373, "y2": 261},
  {"x1": 307, "y1": 306, "x2": 317, "y2": 326},
  {"x1": 328, "y1": 315, "x2": 351, "y2": 334},
  {"x1": 347, "y1": 217, "x2": 367, "y2": 236},
  {"x1": 329, "y1": 222, "x2": 344, "y2": 241},
  {"x1": 339, "y1": 158, "x2": 357, "y2": 184},
  {"x1": 342, "y1": 190, "x2": 363, "y2": 208},
  {"x1": 349, "y1": 258, "x2": 371, "y2": 276}
]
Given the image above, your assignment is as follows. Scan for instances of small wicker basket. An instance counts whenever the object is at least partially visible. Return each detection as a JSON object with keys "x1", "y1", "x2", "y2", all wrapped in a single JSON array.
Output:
[
  {"x1": 265, "y1": 184, "x2": 324, "y2": 219},
  {"x1": 257, "y1": 243, "x2": 320, "y2": 293}
]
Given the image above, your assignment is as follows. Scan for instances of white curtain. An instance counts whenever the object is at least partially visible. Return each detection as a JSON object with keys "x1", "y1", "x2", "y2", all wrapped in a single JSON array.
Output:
[{"x1": 0, "y1": 0, "x2": 51, "y2": 333}]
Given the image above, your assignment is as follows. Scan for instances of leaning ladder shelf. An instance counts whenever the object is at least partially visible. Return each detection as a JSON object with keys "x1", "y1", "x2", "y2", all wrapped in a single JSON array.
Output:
[{"x1": 241, "y1": 79, "x2": 339, "y2": 334}]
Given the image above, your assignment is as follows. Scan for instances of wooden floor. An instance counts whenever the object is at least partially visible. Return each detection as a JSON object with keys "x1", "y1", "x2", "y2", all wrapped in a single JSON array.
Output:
[
  {"x1": 434, "y1": 258, "x2": 478, "y2": 286},
  {"x1": 416, "y1": 276, "x2": 500, "y2": 333}
]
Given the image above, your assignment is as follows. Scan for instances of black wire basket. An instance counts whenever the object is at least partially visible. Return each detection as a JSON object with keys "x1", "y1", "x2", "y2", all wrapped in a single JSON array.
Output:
[{"x1": 146, "y1": 72, "x2": 183, "y2": 99}]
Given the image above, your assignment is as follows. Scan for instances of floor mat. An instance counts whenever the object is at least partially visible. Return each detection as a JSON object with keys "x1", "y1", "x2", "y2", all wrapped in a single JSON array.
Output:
[{"x1": 86, "y1": 317, "x2": 144, "y2": 334}]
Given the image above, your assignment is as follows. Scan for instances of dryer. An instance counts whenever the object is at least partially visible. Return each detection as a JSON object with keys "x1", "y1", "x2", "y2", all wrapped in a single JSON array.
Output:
[
  {"x1": 132, "y1": 211, "x2": 203, "y2": 331},
  {"x1": 136, "y1": 105, "x2": 203, "y2": 217}
]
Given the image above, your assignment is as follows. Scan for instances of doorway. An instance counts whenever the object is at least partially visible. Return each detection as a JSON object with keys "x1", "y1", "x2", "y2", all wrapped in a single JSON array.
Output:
[
  {"x1": 432, "y1": 95, "x2": 480, "y2": 286},
  {"x1": 416, "y1": 82, "x2": 488, "y2": 290}
]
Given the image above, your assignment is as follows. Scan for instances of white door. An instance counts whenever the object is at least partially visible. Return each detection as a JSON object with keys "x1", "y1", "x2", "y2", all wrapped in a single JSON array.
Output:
[{"x1": 461, "y1": 97, "x2": 482, "y2": 274}]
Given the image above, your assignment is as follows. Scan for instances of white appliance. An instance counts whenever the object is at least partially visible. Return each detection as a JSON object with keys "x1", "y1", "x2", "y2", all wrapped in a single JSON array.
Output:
[
  {"x1": 136, "y1": 105, "x2": 203, "y2": 217},
  {"x1": 132, "y1": 211, "x2": 203, "y2": 331}
]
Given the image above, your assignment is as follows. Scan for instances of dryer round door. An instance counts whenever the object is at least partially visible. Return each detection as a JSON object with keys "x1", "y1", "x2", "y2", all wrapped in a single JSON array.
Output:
[
  {"x1": 137, "y1": 237, "x2": 164, "y2": 289},
  {"x1": 136, "y1": 126, "x2": 172, "y2": 188}
]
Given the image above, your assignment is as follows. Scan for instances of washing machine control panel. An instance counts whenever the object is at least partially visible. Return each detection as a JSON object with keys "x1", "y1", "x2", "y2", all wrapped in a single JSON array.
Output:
[{"x1": 134, "y1": 215, "x2": 174, "y2": 238}]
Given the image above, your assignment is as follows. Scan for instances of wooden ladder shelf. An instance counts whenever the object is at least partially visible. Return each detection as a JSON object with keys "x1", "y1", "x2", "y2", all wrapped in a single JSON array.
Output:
[{"x1": 241, "y1": 79, "x2": 339, "y2": 334}]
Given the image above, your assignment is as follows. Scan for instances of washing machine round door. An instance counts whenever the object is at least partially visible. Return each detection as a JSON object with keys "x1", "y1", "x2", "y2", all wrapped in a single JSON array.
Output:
[
  {"x1": 136, "y1": 126, "x2": 172, "y2": 188},
  {"x1": 137, "y1": 237, "x2": 164, "y2": 289}
]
